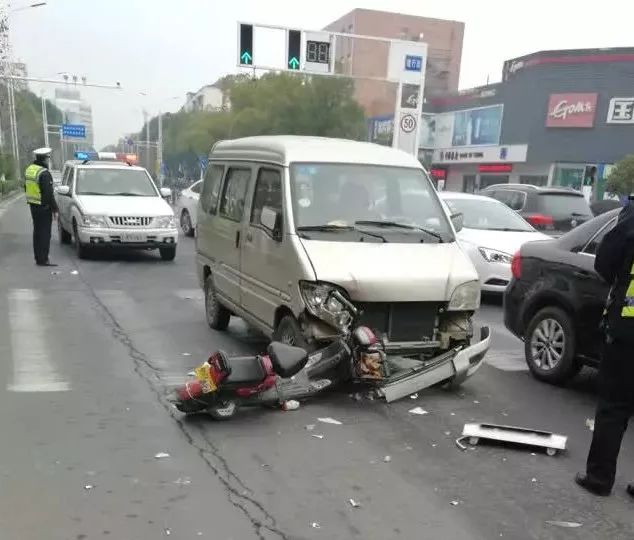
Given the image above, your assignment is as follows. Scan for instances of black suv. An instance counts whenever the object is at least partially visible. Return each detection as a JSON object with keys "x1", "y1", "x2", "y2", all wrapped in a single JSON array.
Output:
[
  {"x1": 481, "y1": 184, "x2": 593, "y2": 236},
  {"x1": 504, "y1": 209, "x2": 620, "y2": 384}
]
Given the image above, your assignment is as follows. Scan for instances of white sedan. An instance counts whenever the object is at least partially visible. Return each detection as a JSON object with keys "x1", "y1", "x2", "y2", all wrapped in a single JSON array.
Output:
[
  {"x1": 175, "y1": 180, "x2": 201, "y2": 237},
  {"x1": 440, "y1": 192, "x2": 549, "y2": 293}
]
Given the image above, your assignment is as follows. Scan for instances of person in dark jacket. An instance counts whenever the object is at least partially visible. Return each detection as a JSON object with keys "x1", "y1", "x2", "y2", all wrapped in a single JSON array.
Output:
[
  {"x1": 576, "y1": 195, "x2": 634, "y2": 497},
  {"x1": 24, "y1": 147, "x2": 59, "y2": 266}
]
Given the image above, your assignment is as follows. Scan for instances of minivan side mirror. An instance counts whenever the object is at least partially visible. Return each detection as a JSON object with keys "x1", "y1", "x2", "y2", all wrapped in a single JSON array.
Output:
[
  {"x1": 451, "y1": 212, "x2": 464, "y2": 233},
  {"x1": 260, "y1": 206, "x2": 282, "y2": 240},
  {"x1": 159, "y1": 187, "x2": 171, "y2": 199},
  {"x1": 55, "y1": 185, "x2": 70, "y2": 196}
]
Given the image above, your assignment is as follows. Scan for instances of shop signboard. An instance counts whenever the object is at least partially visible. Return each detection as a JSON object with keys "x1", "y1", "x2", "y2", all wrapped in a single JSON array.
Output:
[
  {"x1": 546, "y1": 93, "x2": 598, "y2": 128},
  {"x1": 606, "y1": 97, "x2": 634, "y2": 124},
  {"x1": 433, "y1": 144, "x2": 528, "y2": 164},
  {"x1": 418, "y1": 104, "x2": 503, "y2": 149}
]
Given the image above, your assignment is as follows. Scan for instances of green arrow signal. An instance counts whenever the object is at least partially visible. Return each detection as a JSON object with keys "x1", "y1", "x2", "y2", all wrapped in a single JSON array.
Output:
[
  {"x1": 240, "y1": 51, "x2": 252, "y2": 64},
  {"x1": 288, "y1": 57, "x2": 300, "y2": 70}
]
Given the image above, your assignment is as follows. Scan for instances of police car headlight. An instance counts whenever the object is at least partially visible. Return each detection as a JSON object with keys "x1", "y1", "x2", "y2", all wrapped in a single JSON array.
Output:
[
  {"x1": 448, "y1": 280, "x2": 481, "y2": 311},
  {"x1": 82, "y1": 215, "x2": 108, "y2": 228},
  {"x1": 156, "y1": 215, "x2": 176, "y2": 228},
  {"x1": 478, "y1": 247, "x2": 513, "y2": 264}
]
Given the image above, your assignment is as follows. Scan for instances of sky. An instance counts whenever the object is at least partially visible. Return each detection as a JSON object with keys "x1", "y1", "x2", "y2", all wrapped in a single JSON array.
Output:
[{"x1": 9, "y1": 0, "x2": 634, "y2": 149}]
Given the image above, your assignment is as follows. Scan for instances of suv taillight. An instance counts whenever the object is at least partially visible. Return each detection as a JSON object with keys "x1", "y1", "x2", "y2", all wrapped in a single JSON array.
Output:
[
  {"x1": 525, "y1": 214, "x2": 554, "y2": 230},
  {"x1": 511, "y1": 251, "x2": 522, "y2": 279}
]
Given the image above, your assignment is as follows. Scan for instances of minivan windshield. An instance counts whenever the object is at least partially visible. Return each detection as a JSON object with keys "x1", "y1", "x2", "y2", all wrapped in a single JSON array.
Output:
[
  {"x1": 76, "y1": 168, "x2": 158, "y2": 197},
  {"x1": 290, "y1": 163, "x2": 453, "y2": 241}
]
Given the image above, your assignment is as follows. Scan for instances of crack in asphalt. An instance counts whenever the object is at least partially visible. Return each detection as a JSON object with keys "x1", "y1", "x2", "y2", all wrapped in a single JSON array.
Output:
[{"x1": 81, "y1": 279, "x2": 288, "y2": 540}]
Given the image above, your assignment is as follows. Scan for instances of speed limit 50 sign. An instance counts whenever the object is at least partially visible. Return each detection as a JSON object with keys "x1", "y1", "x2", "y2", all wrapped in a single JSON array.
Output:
[{"x1": 400, "y1": 114, "x2": 417, "y2": 133}]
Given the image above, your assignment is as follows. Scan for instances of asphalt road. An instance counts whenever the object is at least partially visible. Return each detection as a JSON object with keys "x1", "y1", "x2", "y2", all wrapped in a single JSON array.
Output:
[{"x1": 1, "y1": 195, "x2": 633, "y2": 540}]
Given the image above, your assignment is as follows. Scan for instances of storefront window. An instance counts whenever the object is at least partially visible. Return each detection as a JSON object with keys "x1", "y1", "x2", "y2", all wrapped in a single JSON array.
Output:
[
  {"x1": 520, "y1": 175, "x2": 548, "y2": 187},
  {"x1": 479, "y1": 175, "x2": 509, "y2": 190},
  {"x1": 463, "y1": 175, "x2": 476, "y2": 193}
]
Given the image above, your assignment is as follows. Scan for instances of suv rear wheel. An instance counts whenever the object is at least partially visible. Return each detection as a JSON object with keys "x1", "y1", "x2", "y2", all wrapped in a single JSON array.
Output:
[{"x1": 524, "y1": 307, "x2": 581, "y2": 384}]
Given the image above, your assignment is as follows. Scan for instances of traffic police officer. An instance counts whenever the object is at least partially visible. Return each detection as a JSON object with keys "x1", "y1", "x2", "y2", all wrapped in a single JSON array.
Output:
[
  {"x1": 576, "y1": 195, "x2": 634, "y2": 497},
  {"x1": 25, "y1": 147, "x2": 58, "y2": 266}
]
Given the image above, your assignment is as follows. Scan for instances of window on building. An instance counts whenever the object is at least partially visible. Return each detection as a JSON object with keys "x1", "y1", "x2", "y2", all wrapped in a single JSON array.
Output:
[
  {"x1": 520, "y1": 175, "x2": 548, "y2": 187},
  {"x1": 479, "y1": 175, "x2": 509, "y2": 191}
]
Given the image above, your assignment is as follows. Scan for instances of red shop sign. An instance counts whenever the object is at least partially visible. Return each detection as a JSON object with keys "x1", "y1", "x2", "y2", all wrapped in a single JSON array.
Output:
[
  {"x1": 546, "y1": 93, "x2": 598, "y2": 128},
  {"x1": 479, "y1": 164, "x2": 513, "y2": 173},
  {"x1": 430, "y1": 168, "x2": 447, "y2": 180}
]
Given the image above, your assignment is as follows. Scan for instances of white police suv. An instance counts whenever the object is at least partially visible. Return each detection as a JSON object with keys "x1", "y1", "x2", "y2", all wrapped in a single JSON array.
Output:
[{"x1": 55, "y1": 152, "x2": 178, "y2": 260}]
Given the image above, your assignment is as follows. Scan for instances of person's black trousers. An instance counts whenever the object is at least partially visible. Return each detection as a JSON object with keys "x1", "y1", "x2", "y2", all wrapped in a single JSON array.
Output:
[
  {"x1": 29, "y1": 204, "x2": 52, "y2": 265},
  {"x1": 586, "y1": 338, "x2": 634, "y2": 489}
]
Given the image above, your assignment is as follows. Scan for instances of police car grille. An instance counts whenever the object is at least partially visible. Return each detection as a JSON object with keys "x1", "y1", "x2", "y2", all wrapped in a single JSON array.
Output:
[{"x1": 109, "y1": 216, "x2": 153, "y2": 227}]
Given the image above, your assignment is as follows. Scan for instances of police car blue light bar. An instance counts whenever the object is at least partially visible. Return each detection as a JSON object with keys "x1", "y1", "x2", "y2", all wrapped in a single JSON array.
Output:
[{"x1": 74, "y1": 151, "x2": 138, "y2": 164}]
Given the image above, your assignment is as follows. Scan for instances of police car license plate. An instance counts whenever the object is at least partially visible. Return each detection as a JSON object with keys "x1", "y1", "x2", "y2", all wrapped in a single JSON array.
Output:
[{"x1": 121, "y1": 233, "x2": 145, "y2": 243}]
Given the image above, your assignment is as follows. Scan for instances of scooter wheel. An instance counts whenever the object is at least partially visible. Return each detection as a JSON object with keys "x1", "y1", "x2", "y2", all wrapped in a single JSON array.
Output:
[
  {"x1": 546, "y1": 448, "x2": 557, "y2": 457},
  {"x1": 207, "y1": 401, "x2": 237, "y2": 420}
]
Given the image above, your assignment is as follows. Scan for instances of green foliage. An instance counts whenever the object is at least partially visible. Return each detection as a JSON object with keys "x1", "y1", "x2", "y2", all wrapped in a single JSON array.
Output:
[
  {"x1": 606, "y1": 154, "x2": 634, "y2": 197},
  {"x1": 135, "y1": 73, "x2": 366, "y2": 178}
]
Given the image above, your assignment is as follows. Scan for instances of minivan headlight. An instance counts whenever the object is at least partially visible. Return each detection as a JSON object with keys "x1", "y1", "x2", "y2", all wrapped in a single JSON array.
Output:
[
  {"x1": 448, "y1": 280, "x2": 481, "y2": 311},
  {"x1": 299, "y1": 281, "x2": 353, "y2": 330},
  {"x1": 156, "y1": 215, "x2": 176, "y2": 228},
  {"x1": 82, "y1": 215, "x2": 108, "y2": 228}
]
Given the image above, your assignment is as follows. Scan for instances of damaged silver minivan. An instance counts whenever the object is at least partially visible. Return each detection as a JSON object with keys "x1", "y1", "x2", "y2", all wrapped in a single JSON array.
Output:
[{"x1": 195, "y1": 136, "x2": 490, "y2": 400}]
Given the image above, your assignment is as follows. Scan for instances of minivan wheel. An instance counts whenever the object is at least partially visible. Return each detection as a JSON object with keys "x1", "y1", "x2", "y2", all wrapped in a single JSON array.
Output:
[
  {"x1": 525, "y1": 307, "x2": 580, "y2": 384},
  {"x1": 180, "y1": 210, "x2": 194, "y2": 237},
  {"x1": 204, "y1": 275, "x2": 230, "y2": 331},
  {"x1": 273, "y1": 315, "x2": 308, "y2": 350}
]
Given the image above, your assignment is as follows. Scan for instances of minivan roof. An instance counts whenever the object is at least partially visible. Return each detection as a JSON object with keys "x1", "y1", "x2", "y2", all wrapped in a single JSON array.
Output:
[{"x1": 210, "y1": 136, "x2": 423, "y2": 168}]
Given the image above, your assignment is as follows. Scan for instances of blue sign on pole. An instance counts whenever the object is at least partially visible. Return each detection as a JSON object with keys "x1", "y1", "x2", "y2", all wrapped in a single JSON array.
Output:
[
  {"x1": 62, "y1": 123, "x2": 86, "y2": 139},
  {"x1": 404, "y1": 55, "x2": 423, "y2": 72},
  {"x1": 198, "y1": 155, "x2": 209, "y2": 170}
]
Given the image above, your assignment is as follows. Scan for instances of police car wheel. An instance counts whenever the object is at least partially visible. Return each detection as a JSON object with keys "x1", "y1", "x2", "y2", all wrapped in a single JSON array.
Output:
[
  {"x1": 73, "y1": 223, "x2": 89, "y2": 259},
  {"x1": 159, "y1": 247, "x2": 176, "y2": 261},
  {"x1": 58, "y1": 220, "x2": 71, "y2": 244},
  {"x1": 525, "y1": 307, "x2": 581, "y2": 385}
]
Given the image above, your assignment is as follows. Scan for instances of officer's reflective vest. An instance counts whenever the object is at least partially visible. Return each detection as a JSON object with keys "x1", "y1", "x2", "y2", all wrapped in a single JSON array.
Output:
[
  {"x1": 622, "y1": 261, "x2": 634, "y2": 318},
  {"x1": 24, "y1": 164, "x2": 44, "y2": 205}
]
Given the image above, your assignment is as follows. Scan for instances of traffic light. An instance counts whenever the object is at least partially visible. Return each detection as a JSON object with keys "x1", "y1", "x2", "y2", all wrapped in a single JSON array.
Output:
[
  {"x1": 287, "y1": 29, "x2": 301, "y2": 70},
  {"x1": 239, "y1": 24, "x2": 253, "y2": 66}
]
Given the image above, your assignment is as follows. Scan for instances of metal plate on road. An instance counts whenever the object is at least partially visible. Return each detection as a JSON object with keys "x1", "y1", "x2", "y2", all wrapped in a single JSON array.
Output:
[
  {"x1": 400, "y1": 114, "x2": 417, "y2": 133},
  {"x1": 121, "y1": 233, "x2": 145, "y2": 243}
]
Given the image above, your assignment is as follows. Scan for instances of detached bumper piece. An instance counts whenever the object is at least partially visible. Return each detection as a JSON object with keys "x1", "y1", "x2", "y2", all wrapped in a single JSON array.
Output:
[
  {"x1": 377, "y1": 326, "x2": 491, "y2": 403},
  {"x1": 460, "y1": 422, "x2": 568, "y2": 456}
]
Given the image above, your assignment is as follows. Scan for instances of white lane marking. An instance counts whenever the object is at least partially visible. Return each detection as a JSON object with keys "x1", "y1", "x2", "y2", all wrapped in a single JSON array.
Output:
[
  {"x1": 7, "y1": 289, "x2": 70, "y2": 392},
  {"x1": 485, "y1": 351, "x2": 529, "y2": 372}
]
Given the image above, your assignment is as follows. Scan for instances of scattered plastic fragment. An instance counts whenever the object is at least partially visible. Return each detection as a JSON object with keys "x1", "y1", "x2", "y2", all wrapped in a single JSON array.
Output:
[
  {"x1": 450, "y1": 412, "x2": 456, "y2": 416},
  {"x1": 383, "y1": 455, "x2": 392, "y2": 463},
  {"x1": 350, "y1": 393, "x2": 362, "y2": 401},
  {"x1": 473, "y1": 400, "x2": 480, "y2": 404},
  {"x1": 305, "y1": 424, "x2": 315, "y2": 431},
  {"x1": 311, "y1": 522, "x2": 321, "y2": 529},
  {"x1": 318, "y1": 417, "x2": 342, "y2": 425},
  {"x1": 455, "y1": 436, "x2": 467, "y2": 451},
  {"x1": 431, "y1": 443, "x2": 437, "y2": 448},
  {"x1": 531, "y1": 478, "x2": 537, "y2": 483},
  {"x1": 282, "y1": 400, "x2": 300, "y2": 411},
  {"x1": 50, "y1": 271, "x2": 60, "y2": 275},
  {"x1": 450, "y1": 500, "x2": 460, "y2": 506},
  {"x1": 408, "y1": 407, "x2": 428, "y2": 415},
  {"x1": 444, "y1": 431, "x2": 451, "y2": 436},
  {"x1": 70, "y1": 270, "x2": 79, "y2": 275},
  {"x1": 182, "y1": 353, "x2": 191, "y2": 357},
  {"x1": 84, "y1": 485, "x2": 94, "y2": 490},
  {"x1": 187, "y1": 371, "x2": 195, "y2": 377},
  {"x1": 154, "y1": 452, "x2": 170, "y2": 459},
  {"x1": 545, "y1": 521, "x2": 582, "y2": 528},
  {"x1": 585, "y1": 418, "x2": 595, "y2": 432},
  {"x1": 164, "y1": 528, "x2": 171, "y2": 536},
  {"x1": 173, "y1": 477, "x2": 192, "y2": 486},
  {"x1": 502, "y1": 412, "x2": 509, "y2": 417},
  {"x1": 409, "y1": 393, "x2": 418, "y2": 399},
  {"x1": 311, "y1": 434, "x2": 324, "y2": 440},
  {"x1": 197, "y1": 533, "x2": 203, "y2": 537},
  {"x1": 349, "y1": 499, "x2": 361, "y2": 508},
  {"x1": 531, "y1": 453, "x2": 537, "y2": 456}
]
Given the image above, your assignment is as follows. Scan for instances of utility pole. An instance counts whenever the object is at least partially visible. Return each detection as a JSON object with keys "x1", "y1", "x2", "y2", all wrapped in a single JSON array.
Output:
[
  {"x1": 40, "y1": 91, "x2": 49, "y2": 146},
  {"x1": 157, "y1": 111, "x2": 163, "y2": 187}
]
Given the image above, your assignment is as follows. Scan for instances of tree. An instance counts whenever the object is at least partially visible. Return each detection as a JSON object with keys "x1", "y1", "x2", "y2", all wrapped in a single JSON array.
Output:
[{"x1": 606, "y1": 154, "x2": 634, "y2": 198}]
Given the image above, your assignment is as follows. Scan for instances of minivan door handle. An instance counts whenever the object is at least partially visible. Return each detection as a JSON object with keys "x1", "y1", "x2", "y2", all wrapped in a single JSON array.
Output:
[{"x1": 235, "y1": 230, "x2": 241, "y2": 248}]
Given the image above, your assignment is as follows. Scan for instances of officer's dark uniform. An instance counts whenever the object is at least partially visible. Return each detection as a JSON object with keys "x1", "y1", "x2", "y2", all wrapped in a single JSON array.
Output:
[
  {"x1": 25, "y1": 151, "x2": 58, "y2": 266},
  {"x1": 576, "y1": 197, "x2": 634, "y2": 497}
]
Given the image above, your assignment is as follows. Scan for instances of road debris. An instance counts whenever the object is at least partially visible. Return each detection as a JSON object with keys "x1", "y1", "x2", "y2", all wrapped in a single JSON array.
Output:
[
  {"x1": 182, "y1": 353, "x2": 191, "y2": 357},
  {"x1": 461, "y1": 423, "x2": 567, "y2": 455},
  {"x1": 154, "y1": 452, "x2": 170, "y2": 459},
  {"x1": 444, "y1": 431, "x2": 451, "y2": 436},
  {"x1": 585, "y1": 418, "x2": 595, "y2": 432},
  {"x1": 473, "y1": 400, "x2": 480, "y2": 404},
  {"x1": 408, "y1": 407, "x2": 429, "y2": 415},
  {"x1": 84, "y1": 484, "x2": 94, "y2": 490},
  {"x1": 450, "y1": 500, "x2": 460, "y2": 506},
  {"x1": 455, "y1": 436, "x2": 468, "y2": 451},
  {"x1": 282, "y1": 400, "x2": 300, "y2": 411},
  {"x1": 50, "y1": 271, "x2": 60, "y2": 275},
  {"x1": 305, "y1": 424, "x2": 316, "y2": 431},
  {"x1": 405, "y1": 445, "x2": 413, "y2": 450},
  {"x1": 383, "y1": 455, "x2": 392, "y2": 463},
  {"x1": 164, "y1": 528, "x2": 171, "y2": 536},
  {"x1": 173, "y1": 477, "x2": 192, "y2": 486},
  {"x1": 545, "y1": 521, "x2": 582, "y2": 528},
  {"x1": 349, "y1": 499, "x2": 361, "y2": 508},
  {"x1": 350, "y1": 392, "x2": 362, "y2": 401},
  {"x1": 70, "y1": 270, "x2": 79, "y2": 275},
  {"x1": 318, "y1": 417, "x2": 342, "y2": 425},
  {"x1": 409, "y1": 393, "x2": 418, "y2": 399},
  {"x1": 311, "y1": 522, "x2": 321, "y2": 529},
  {"x1": 531, "y1": 478, "x2": 537, "y2": 483},
  {"x1": 311, "y1": 434, "x2": 324, "y2": 440}
]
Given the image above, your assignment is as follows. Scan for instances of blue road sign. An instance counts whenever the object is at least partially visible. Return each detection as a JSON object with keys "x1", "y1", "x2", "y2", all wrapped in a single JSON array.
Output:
[
  {"x1": 404, "y1": 55, "x2": 423, "y2": 72},
  {"x1": 62, "y1": 123, "x2": 86, "y2": 139},
  {"x1": 198, "y1": 155, "x2": 209, "y2": 170}
]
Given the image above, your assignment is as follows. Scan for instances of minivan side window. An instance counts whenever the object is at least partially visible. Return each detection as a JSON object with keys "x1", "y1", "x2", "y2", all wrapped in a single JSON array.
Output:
[
  {"x1": 219, "y1": 167, "x2": 251, "y2": 222},
  {"x1": 250, "y1": 168, "x2": 282, "y2": 227},
  {"x1": 200, "y1": 165, "x2": 224, "y2": 214}
]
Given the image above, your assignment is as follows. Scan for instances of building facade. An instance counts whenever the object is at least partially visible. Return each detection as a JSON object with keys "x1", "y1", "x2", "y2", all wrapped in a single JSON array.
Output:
[
  {"x1": 422, "y1": 47, "x2": 634, "y2": 199},
  {"x1": 324, "y1": 8, "x2": 464, "y2": 118},
  {"x1": 182, "y1": 85, "x2": 224, "y2": 113}
]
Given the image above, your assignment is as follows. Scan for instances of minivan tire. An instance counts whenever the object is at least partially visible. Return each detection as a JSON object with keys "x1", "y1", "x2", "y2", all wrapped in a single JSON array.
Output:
[
  {"x1": 159, "y1": 247, "x2": 177, "y2": 261},
  {"x1": 273, "y1": 315, "x2": 308, "y2": 350},
  {"x1": 524, "y1": 307, "x2": 581, "y2": 384},
  {"x1": 205, "y1": 274, "x2": 230, "y2": 331},
  {"x1": 180, "y1": 210, "x2": 194, "y2": 237},
  {"x1": 58, "y1": 220, "x2": 72, "y2": 244}
]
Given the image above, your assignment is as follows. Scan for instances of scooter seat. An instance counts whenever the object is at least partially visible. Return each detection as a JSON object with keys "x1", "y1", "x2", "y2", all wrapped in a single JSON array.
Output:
[
  {"x1": 267, "y1": 342, "x2": 308, "y2": 378},
  {"x1": 224, "y1": 356, "x2": 267, "y2": 384}
]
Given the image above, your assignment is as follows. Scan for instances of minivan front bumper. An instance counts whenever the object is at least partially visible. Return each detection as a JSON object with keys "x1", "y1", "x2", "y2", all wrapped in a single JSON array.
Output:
[{"x1": 377, "y1": 326, "x2": 491, "y2": 402}]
